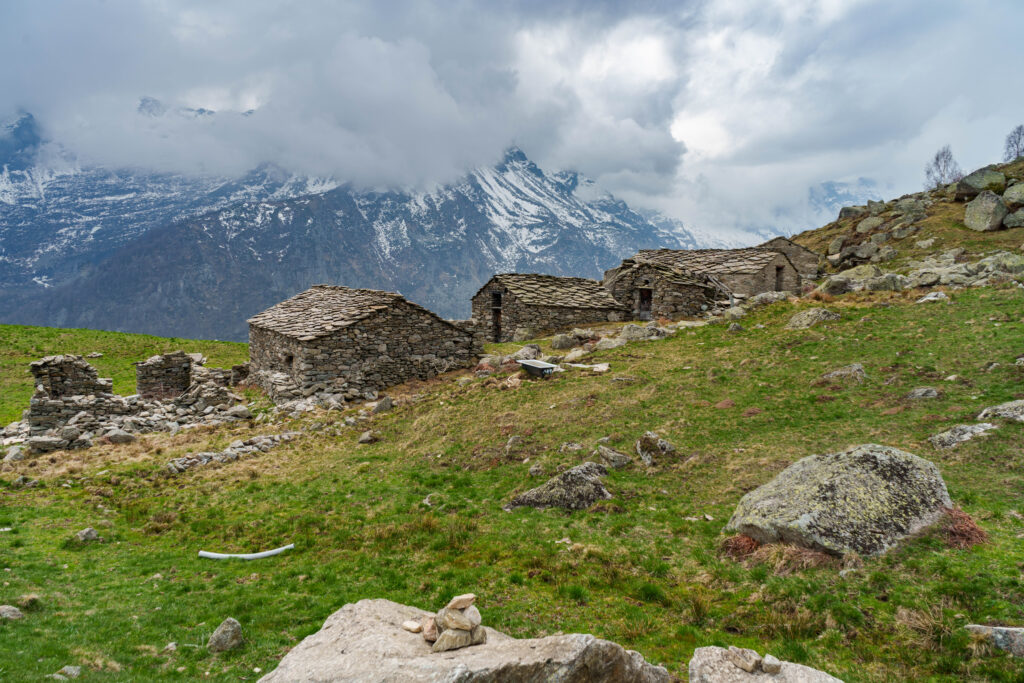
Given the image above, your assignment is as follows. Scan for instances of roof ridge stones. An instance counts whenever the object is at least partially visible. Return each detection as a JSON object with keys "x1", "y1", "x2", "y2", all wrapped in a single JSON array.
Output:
[
  {"x1": 480, "y1": 273, "x2": 626, "y2": 310},
  {"x1": 632, "y1": 247, "x2": 791, "y2": 275},
  {"x1": 248, "y1": 284, "x2": 461, "y2": 341}
]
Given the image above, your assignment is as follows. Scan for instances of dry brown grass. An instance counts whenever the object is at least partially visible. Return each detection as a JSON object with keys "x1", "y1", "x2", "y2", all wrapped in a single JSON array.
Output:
[
  {"x1": 747, "y1": 543, "x2": 841, "y2": 575},
  {"x1": 942, "y1": 506, "x2": 988, "y2": 549},
  {"x1": 720, "y1": 533, "x2": 761, "y2": 559}
]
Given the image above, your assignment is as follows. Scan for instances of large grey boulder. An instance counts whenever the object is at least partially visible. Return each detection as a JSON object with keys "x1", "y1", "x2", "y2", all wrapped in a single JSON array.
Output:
[
  {"x1": 964, "y1": 191, "x2": 1008, "y2": 232},
  {"x1": 855, "y1": 216, "x2": 885, "y2": 234},
  {"x1": 725, "y1": 444, "x2": 952, "y2": 556},
  {"x1": 259, "y1": 599, "x2": 670, "y2": 682},
  {"x1": 504, "y1": 462, "x2": 612, "y2": 511},
  {"x1": 965, "y1": 625, "x2": 1024, "y2": 658},
  {"x1": 1004, "y1": 209, "x2": 1024, "y2": 228},
  {"x1": 208, "y1": 617, "x2": 244, "y2": 652},
  {"x1": 929, "y1": 423, "x2": 997, "y2": 450},
  {"x1": 956, "y1": 167, "x2": 1006, "y2": 199},
  {"x1": 689, "y1": 646, "x2": 841, "y2": 682},
  {"x1": 785, "y1": 309, "x2": 840, "y2": 330},
  {"x1": 550, "y1": 334, "x2": 576, "y2": 350},
  {"x1": 618, "y1": 324, "x2": 666, "y2": 342},
  {"x1": 1003, "y1": 183, "x2": 1024, "y2": 210}
]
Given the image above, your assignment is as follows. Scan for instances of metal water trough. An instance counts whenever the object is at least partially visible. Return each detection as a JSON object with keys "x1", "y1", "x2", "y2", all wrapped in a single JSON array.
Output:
[{"x1": 516, "y1": 359, "x2": 559, "y2": 378}]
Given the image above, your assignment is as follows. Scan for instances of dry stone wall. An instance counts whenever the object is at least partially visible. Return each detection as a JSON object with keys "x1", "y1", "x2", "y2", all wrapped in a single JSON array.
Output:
[
  {"x1": 29, "y1": 355, "x2": 112, "y2": 398},
  {"x1": 470, "y1": 284, "x2": 624, "y2": 342},
  {"x1": 249, "y1": 301, "x2": 477, "y2": 403},
  {"x1": 604, "y1": 264, "x2": 713, "y2": 320},
  {"x1": 135, "y1": 351, "x2": 193, "y2": 399},
  {"x1": 717, "y1": 252, "x2": 800, "y2": 297}
]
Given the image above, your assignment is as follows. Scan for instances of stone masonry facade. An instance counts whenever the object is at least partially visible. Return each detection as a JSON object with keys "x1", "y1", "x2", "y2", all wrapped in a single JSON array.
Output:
[
  {"x1": 29, "y1": 355, "x2": 113, "y2": 398},
  {"x1": 603, "y1": 262, "x2": 719, "y2": 320},
  {"x1": 248, "y1": 286, "x2": 479, "y2": 404},
  {"x1": 135, "y1": 350, "x2": 193, "y2": 399}
]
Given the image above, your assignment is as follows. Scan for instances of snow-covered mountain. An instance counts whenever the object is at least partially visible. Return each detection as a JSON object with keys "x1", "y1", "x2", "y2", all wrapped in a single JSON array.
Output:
[{"x1": 1, "y1": 115, "x2": 725, "y2": 340}]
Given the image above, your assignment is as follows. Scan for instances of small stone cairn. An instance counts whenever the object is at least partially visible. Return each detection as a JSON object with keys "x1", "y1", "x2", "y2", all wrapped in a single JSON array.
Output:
[{"x1": 402, "y1": 593, "x2": 487, "y2": 653}]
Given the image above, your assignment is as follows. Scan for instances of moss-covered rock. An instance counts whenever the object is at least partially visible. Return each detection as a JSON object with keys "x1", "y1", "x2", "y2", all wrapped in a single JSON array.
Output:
[
  {"x1": 724, "y1": 444, "x2": 951, "y2": 556},
  {"x1": 504, "y1": 462, "x2": 612, "y2": 511}
]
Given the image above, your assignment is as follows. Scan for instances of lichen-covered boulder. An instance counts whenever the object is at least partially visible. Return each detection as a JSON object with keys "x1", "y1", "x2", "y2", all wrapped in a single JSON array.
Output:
[
  {"x1": 964, "y1": 191, "x2": 1008, "y2": 232},
  {"x1": 725, "y1": 444, "x2": 952, "y2": 556},
  {"x1": 785, "y1": 308, "x2": 840, "y2": 330},
  {"x1": 955, "y1": 167, "x2": 1006, "y2": 199},
  {"x1": 978, "y1": 399, "x2": 1024, "y2": 423},
  {"x1": 504, "y1": 462, "x2": 612, "y2": 511},
  {"x1": 259, "y1": 599, "x2": 670, "y2": 682},
  {"x1": 929, "y1": 423, "x2": 997, "y2": 450}
]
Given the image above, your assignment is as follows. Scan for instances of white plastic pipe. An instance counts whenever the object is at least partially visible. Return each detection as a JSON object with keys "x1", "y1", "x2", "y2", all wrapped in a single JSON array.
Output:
[{"x1": 198, "y1": 543, "x2": 294, "y2": 560}]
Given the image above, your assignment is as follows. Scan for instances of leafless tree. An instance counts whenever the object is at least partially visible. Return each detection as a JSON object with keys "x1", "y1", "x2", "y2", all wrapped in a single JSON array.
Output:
[
  {"x1": 924, "y1": 145, "x2": 963, "y2": 189},
  {"x1": 1004, "y1": 124, "x2": 1024, "y2": 161}
]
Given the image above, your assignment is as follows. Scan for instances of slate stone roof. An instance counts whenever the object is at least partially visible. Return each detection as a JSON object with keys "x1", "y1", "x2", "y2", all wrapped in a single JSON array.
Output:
[
  {"x1": 633, "y1": 248, "x2": 785, "y2": 275},
  {"x1": 759, "y1": 236, "x2": 819, "y2": 256},
  {"x1": 479, "y1": 274, "x2": 625, "y2": 309},
  {"x1": 607, "y1": 259, "x2": 720, "y2": 289},
  {"x1": 248, "y1": 285, "x2": 413, "y2": 340}
]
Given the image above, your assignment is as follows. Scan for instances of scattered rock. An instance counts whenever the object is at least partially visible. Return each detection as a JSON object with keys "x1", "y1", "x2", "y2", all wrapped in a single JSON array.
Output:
[
  {"x1": 856, "y1": 216, "x2": 885, "y2": 234},
  {"x1": 1003, "y1": 183, "x2": 1024, "y2": 210},
  {"x1": 55, "y1": 666, "x2": 81, "y2": 679},
  {"x1": 821, "y1": 363, "x2": 866, "y2": 384},
  {"x1": 446, "y1": 593, "x2": 477, "y2": 610},
  {"x1": 815, "y1": 276, "x2": 854, "y2": 295},
  {"x1": 512, "y1": 344, "x2": 542, "y2": 361},
  {"x1": 550, "y1": 334, "x2": 576, "y2": 350},
  {"x1": 596, "y1": 445, "x2": 632, "y2": 470},
  {"x1": 504, "y1": 435, "x2": 523, "y2": 454},
  {"x1": 358, "y1": 430, "x2": 378, "y2": 444},
  {"x1": 618, "y1": 324, "x2": 666, "y2": 342},
  {"x1": 964, "y1": 191, "x2": 1008, "y2": 232},
  {"x1": 785, "y1": 308, "x2": 840, "y2": 330},
  {"x1": 916, "y1": 238, "x2": 936, "y2": 249},
  {"x1": 85, "y1": 352, "x2": 104, "y2": 358},
  {"x1": 727, "y1": 646, "x2": 762, "y2": 672},
  {"x1": 762, "y1": 654, "x2": 782, "y2": 674},
  {"x1": 689, "y1": 646, "x2": 841, "y2": 682},
  {"x1": 978, "y1": 399, "x2": 1024, "y2": 423},
  {"x1": 1004, "y1": 209, "x2": 1024, "y2": 228},
  {"x1": 433, "y1": 625, "x2": 487, "y2": 653},
  {"x1": 723, "y1": 307, "x2": 746, "y2": 320},
  {"x1": 0, "y1": 604, "x2": 24, "y2": 620},
  {"x1": 208, "y1": 617, "x2": 244, "y2": 652},
  {"x1": 916, "y1": 291, "x2": 949, "y2": 304},
  {"x1": 965, "y1": 624, "x2": 1024, "y2": 658},
  {"x1": 75, "y1": 527, "x2": 99, "y2": 543},
  {"x1": 371, "y1": 396, "x2": 393, "y2": 414},
  {"x1": 4, "y1": 444, "x2": 25, "y2": 462},
  {"x1": 725, "y1": 444, "x2": 952, "y2": 556},
  {"x1": 258, "y1": 599, "x2": 670, "y2": 683},
  {"x1": 745, "y1": 291, "x2": 790, "y2": 309},
  {"x1": 504, "y1": 462, "x2": 612, "y2": 511},
  {"x1": 564, "y1": 348, "x2": 590, "y2": 362},
  {"x1": 715, "y1": 399, "x2": 735, "y2": 409},
  {"x1": 224, "y1": 404, "x2": 252, "y2": 419},
  {"x1": 511, "y1": 327, "x2": 535, "y2": 342},
  {"x1": 635, "y1": 431, "x2": 675, "y2": 467},
  {"x1": 421, "y1": 616, "x2": 438, "y2": 642},
  {"x1": 166, "y1": 432, "x2": 300, "y2": 474},
  {"x1": 906, "y1": 387, "x2": 940, "y2": 400},
  {"x1": 929, "y1": 423, "x2": 997, "y2": 450},
  {"x1": 104, "y1": 428, "x2": 137, "y2": 444},
  {"x1": 727, "y1": 322, "x2": 744, "y2": 333},
  {"x1": 528, "y1": 465, "x2": 543, "y2": 477}
]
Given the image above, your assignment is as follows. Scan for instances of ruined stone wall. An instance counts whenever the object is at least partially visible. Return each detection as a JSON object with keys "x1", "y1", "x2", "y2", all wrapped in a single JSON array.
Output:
[
  {"x1": 605, "y1": 264, "x2": 713, "y2": 320},
  {"x1": 135, "y1": 351, "x2": 192, "y2": 399},
  {"x1": 250, "y1": 302, "x2": 477, "y2": 403},
  {"x1": 29, "y1": 355, "x2": 112, "y2": 398},
  {"x1": 718, "y1": 253, "x2": 801, "y2": 297},
  {"x1": 762, "y1": 238, "x2": 820, "y2": 277},
  {"x1": 470, "y1": 284, "x2": 624, "y2": 342}
]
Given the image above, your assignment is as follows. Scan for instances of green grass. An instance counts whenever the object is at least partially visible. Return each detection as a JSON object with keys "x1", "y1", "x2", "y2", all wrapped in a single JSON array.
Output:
[
  {"x1": 2, "y1": 286, "x2": 1024, "y2": 680},
  {"x1": 0, "y1": 325, "x2": 249, "y2": 425}
]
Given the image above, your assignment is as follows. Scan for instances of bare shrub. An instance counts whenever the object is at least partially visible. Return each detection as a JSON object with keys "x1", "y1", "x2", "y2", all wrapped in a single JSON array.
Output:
[
  {"x1": 942, "y1": 506, "x2": 987, "y2": 549},
  {"x1": 924, "y1": 145, "x2": 964, "y2": 189}
]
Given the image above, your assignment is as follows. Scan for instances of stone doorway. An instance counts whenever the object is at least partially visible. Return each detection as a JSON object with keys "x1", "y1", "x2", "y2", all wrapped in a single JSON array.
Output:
[
  {"x1": 638, "y1": 288, "x2": 653, "y2": 320},
  {"x1": 775, "y1": 266, "x2": 785, "y2": 291},
  {"x1": 491, "y1": 291, "x2": 502, "y2": 342}
]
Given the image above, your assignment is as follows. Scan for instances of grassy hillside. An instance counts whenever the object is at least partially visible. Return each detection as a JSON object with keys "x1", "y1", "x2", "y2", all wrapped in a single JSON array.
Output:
[
  {"x1": 0, "y1": 325, "x2": 249, "y2": 426},
  {"x1": 2, "y1": 285, "x2": 1023, "y2": 681},
  {"x1": 794, "y1": 158, "x2": 1024, "y2": 271}
]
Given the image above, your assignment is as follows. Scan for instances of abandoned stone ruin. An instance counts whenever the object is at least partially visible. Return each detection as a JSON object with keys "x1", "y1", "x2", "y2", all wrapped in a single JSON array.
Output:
[
  {"x1": 3, "y1": 352, "x2": 249, "y2": 459},
  {"x1": 469, "y1": 274, "x2": 628, "y2": 343},
  {"x1": 247, "y1": 284, "x2": 479, "y2": 404}
]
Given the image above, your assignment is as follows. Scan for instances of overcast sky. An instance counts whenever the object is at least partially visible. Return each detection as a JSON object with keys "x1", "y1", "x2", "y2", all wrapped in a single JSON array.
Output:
[{"x1": 3, "y1": 0, "x2": 1024, "y2": 239}]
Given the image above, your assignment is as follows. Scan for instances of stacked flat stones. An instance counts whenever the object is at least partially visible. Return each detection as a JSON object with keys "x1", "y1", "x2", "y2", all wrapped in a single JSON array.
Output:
[{"x1": 403, "y1": 593, "x2": 486, "y2": 653}]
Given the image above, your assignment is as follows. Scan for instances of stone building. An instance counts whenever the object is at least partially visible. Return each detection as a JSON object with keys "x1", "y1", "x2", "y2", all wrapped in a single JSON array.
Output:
[
  {"x1": 602, "y1": 259, "x2": 723, "y2": 320},
  {"x1": 470, "y1": 274, "x2": 627, "y2": 342},
  {"x1": 135, "y1": 350, "x2": 193, "y2": 399},
  {"x1": 758, "y1": 237, "x2": 820, "y2": 278},
  {"x1": 29, "y1": 355, "x2": 112, "y2": 398},
  {"x1": 611, "y1": 248, "x2": 800, "y2": 299},
  {"x1": 248, "y1": 285, "x2": 478, "y2": 403}
]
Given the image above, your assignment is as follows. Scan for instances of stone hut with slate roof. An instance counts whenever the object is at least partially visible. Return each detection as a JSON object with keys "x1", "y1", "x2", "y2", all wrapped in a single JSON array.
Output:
[
  {"x1": 248, "y1": 285, "x2": 478, "y2": 403},
  {"x1": 607, "y1": 248, "x2": 800, "y2": 301},
  {"x1": 758, "y1": 236, "x2": 821, "y2": 278},
  {"x1": 602, "y1": 258, "x2": 724, "y2": 321},
  {"x1": 470, "y1": 274, "x2": 627, "y2": 342}
]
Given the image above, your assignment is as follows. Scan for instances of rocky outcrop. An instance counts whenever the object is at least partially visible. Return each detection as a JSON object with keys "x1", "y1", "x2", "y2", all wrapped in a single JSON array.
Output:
[
  {"x1": 978, "y1": 399, "x2": 1024, "y2": 423},
  {"x1": 820, "y1": 363, "x2": 866, "y2": 384},
  {"x1": 955, "y1": 167, "x2": 1006, "y2": 200},
  {"x1": 965, "y1": 625, "x2": 1024, "y2": 658},
  {"x1": 725, "y1": 444, "x2": 952, "y2": 556},
  {"x1": 689, "y1": 646, "x2": 841, "y2": 682},
  {"x1": 166, "y1": 432, "x2": 300, "y2": 474},
  {"x1": 635, "y1": 431, "x2": 675, "y2": 466},
  {"x1": 504, "y1": 462, "x2": 612, "y2": 511},
  {"x1": 259, "y1": 599, "x2": 670, "y2": 682}
]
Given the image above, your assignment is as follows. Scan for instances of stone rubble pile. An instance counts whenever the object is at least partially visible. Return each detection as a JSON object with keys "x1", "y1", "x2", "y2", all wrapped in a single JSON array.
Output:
[
  {"x1": 405, "y1": 593, "x2": 488, "y2": 654},
  {"x1": 166, "y1": 432, "x2": 300, "y2": 474},
  {"x1": 3, "y1": 353, "x2": 251, "y2": 460}
]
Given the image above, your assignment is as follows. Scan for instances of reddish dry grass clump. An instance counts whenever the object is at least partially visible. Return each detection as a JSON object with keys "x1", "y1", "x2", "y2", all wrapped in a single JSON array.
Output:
[
  {"x1": 942, "y1": 506, "x2": 988, "y2": 549},
  {"x1": 721, "y1": 533, "x2": 762, "y2": 559},
  {"x1": 807, "y1": 290, "x2": 835, "y2": 303}
]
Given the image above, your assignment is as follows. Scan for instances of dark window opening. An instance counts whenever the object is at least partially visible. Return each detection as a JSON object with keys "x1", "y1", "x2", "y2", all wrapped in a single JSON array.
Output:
[
  {"x1": 775, "y1": 266, "x2": 785, "y2": 291},
  {"x1": 491, "y1": 291, "x2": 502, "y2": 308},
  {"x1": 492, "y1": 308, "x2": 502, "y2": 342},
  {"x1": 283, "y1": 354, "x2": 294, "y2": 368}
]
